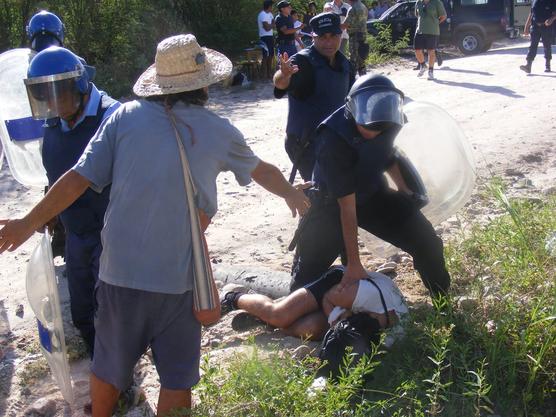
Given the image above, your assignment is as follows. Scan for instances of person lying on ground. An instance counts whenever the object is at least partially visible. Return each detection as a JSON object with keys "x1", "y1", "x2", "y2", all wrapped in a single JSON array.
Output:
[{"x1": 221, "y1": 265, "x2": 408, "y2": 341}]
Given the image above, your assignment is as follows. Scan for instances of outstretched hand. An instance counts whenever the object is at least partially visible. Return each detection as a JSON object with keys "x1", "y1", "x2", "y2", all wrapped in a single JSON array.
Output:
[
  {"x1": 279, "y1": 52, "x2": 299, "y2": 78},
  {"x1": 0, "y1": 219, "x2": 36, "y2": 254},
  {"x1": 285, "y1": 182, "x2": 312, "y2": 217}
]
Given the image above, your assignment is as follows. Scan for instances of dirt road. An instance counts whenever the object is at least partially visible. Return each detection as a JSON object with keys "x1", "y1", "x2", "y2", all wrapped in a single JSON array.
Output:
[{"x1": 0, "y1": 40, "x2": 554, "y2": 415}]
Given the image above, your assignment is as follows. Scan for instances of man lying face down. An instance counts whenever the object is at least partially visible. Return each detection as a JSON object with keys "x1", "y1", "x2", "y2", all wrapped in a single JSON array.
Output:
[{"x1": 221, "y1": 265, "x2": 408, "y2": 340}]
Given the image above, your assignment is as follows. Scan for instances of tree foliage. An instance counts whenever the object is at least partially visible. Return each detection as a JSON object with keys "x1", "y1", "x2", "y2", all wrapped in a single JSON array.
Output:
[{"x1": 0, "y1": 1, "x2": 364, "y2": 97}]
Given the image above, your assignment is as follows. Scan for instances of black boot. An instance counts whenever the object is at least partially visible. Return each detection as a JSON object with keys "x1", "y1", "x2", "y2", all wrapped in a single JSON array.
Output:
[
  {"x1": 519, "y1": 61, "x2": 532, "y2": 74},
  {"x1": 545, "y1": 60, "x2": 551, "y2": 73}
]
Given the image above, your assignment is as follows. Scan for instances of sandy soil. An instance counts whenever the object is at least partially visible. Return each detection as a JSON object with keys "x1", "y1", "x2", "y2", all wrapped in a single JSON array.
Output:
[{"x1": 0, "y1": 39, "x2": 555, "y2": 416}]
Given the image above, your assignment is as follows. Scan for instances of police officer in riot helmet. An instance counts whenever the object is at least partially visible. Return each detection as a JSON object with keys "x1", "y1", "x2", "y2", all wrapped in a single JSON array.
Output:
[
  {"x1": 25, "y1": 47, "x2": 120, "y2": 356},
  {"x1": 290, "y1": 74, "x2": 450, "y2": 298},
  {"x1": 27, "y1": 10, "x2": 65, "y2": 52}
]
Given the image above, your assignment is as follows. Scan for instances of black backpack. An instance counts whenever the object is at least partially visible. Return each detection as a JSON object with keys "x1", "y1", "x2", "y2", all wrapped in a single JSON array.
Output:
[{"x1": 317, "y1": 278, "x2": 390, "y2": 380}]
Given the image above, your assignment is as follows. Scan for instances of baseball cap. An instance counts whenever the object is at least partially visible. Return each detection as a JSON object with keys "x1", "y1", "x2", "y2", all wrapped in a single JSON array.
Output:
[
  {"x1": 276, "y1": 1, "x2": 291, "y2": 9},
  {"x1": 310, "y1": 12, "x2": 342, "y2": 36}
]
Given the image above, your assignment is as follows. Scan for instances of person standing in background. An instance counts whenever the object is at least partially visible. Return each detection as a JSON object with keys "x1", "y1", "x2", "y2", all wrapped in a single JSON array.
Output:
[
  {"x1": 414, "y1": 0, "x2": 447, "y2": 80},
  {"x1": 343, "y1": 0, "x2": 369, "y2": 76},
  {"x1": 276, "y1": 1, "x2": 298, "y2": 58},
  {"x1": 519, "y1": 0, "x2": 556, "y2": 73},
  {"x1": 258, "y1": 0, "x2": 275, "y2": 79},
  {"x1": 324, "y1": 0, "x2": 351, "y2": 56}
]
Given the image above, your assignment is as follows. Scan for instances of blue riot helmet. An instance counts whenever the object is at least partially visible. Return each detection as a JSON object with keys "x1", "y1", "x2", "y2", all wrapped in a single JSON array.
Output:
[
  {"x1": 27, "y1": 11, "x2": 65, "y2": 52},
  {"x1": 345, "y1": 74, "x2": 405, "y2": 131},
  {"x1": 24, "y1": 47, "x2": 90, "y2": 120}
]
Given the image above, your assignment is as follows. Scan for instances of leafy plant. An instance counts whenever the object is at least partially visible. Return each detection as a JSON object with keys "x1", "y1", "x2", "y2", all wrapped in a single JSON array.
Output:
[{"x1": 366, "y1": 22, "x2": 410, "y2": 66}]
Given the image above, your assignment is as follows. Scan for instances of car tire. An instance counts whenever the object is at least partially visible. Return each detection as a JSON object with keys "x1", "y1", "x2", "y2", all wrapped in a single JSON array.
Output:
[{"x1": 457, "y1": 30, "x2": 484, "y2": 55}]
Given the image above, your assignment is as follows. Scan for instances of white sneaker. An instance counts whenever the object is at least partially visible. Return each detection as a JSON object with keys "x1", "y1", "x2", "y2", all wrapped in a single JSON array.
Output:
[
  {"x1": 427, "y1": 70, "x2": 435, "y2": 80},
  {"x1": 417, "y1": 64, "x2": 427, "y2": 77}
]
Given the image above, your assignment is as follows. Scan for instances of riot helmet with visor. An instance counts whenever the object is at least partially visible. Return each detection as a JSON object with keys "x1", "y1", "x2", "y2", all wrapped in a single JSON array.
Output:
[
  {"x1": 24, "y1": 47, "x2": 90, "y2": 120},
  {"x1": 345, "y1": 74, "x2": 405, "y2": 131}
]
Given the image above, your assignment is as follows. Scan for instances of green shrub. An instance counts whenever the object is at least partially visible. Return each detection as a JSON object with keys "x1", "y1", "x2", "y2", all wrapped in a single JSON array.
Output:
[{"x1": 366, "y1": 22, "x2": 410, "y2": 66}]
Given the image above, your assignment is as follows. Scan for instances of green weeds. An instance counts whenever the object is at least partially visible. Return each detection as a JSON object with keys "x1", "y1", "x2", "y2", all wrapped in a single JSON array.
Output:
[
  {"x1": 193, "y1": 186, "x2": 556, "y2": 416},
  {"x1": 366, "y1": 23, "x2": 410, "y2": 67}
]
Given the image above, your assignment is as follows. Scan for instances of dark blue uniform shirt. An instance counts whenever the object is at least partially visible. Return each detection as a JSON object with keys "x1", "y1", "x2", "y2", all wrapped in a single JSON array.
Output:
[
  {"x1": 313, "y1": 108, "x2": 398, "y2": 205},
  {"x1": 276, "y1": 14, "x2": 295, "y2": 41},
  {"x1": 531, "y1": 0, "x2": 556, "y2": 25}
]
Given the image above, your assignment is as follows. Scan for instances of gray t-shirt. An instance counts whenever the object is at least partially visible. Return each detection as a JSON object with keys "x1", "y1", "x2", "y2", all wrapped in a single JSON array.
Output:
[{"x1": 74, "y1": 100, "x2": 260, "y2": 294}]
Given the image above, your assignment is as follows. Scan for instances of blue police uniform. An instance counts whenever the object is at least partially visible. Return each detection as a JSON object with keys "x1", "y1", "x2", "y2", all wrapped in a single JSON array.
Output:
[
  {"x1": 290, "y1": 107, "x2": 450, "y2": 296},
  {"x1": 42, "y1": 85, "x2": 119, "y2": 355},
  {"x1": 526, "y1": 0, "x2": 556, "y2": 65},
  {"x1": 276, "y1": 45, "x2": 352, "y2": 181},
  {"x1": 275, "y1": 13, "x2": 298, "y2": 58}
]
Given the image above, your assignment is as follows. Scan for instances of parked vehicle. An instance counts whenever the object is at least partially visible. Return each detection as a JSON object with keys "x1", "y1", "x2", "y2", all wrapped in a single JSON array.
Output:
[
  {"x1": 513, "y1": 0, "x2": 531, "y2": 28},
  {"x1": 367, "y1": 0, "x2": 517, "y2": 55}
]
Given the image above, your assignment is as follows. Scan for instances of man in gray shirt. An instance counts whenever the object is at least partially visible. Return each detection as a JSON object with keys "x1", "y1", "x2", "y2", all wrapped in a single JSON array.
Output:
[{"x1": 0, "y1": 34, "x2": 309, "y2": 417}]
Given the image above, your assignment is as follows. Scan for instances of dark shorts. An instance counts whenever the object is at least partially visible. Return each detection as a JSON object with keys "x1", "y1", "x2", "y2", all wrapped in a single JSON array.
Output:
[
  {"x1": 91, "y1": 281, "x2": 201, "y2": 391},
  {"x1": 277, "y1": 42, "x2": 297, "y2": 58},
  {"x1": 304, "y1": 267, "x2": 344, "y2": 307},
  {"x1": 414, "y1": 33, "x2": 439, "y2": 50},
  {"x1": 260, "y1": 35, "x2": 274, "y2": 57}
]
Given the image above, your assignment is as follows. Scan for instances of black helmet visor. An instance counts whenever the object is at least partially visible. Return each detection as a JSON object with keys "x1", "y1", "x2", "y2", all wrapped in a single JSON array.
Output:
[
  {"x1": 347, "y1": 89, "x2": 404, "y2": 130},
  {"x1": 24, "y1": 70, "x2": 82, "y2": 119}
]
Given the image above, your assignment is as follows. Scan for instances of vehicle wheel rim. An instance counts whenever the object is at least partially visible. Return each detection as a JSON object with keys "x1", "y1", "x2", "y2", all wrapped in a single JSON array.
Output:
[{"x1": 462, "y1": 36, "x2": 478, "y2": 51}]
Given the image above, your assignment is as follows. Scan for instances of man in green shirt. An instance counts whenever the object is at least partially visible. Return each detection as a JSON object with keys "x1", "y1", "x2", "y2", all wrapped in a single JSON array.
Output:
[
  {"x1": 414, "y1": 0, "x2": 447, "y2": 79},
  {"x1": 343, "y1": 0, "x2": 369, "y2": 75}
]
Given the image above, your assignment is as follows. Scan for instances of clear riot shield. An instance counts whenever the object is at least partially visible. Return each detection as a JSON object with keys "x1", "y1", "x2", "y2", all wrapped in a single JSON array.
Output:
[
  {"x1": 0, "y1": 48, "x2": 47, "y2": 187},
  {"x1": 359, "y1": 101, "x2": 476, "y2": 256},
  {"x1": 26, "y1": 233, "x2": 74, "y2": 404}
]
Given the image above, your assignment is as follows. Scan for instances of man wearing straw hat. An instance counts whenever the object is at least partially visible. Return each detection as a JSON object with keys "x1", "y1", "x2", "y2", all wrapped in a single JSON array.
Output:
[{"x1": 0, "y1": 34, "x2": 309, "y2": 416}]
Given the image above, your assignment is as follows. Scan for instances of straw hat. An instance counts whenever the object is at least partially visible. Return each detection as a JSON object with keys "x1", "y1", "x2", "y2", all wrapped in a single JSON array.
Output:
[{"x1": 133, "y1": 34, "x2": 232, "y2": 97}]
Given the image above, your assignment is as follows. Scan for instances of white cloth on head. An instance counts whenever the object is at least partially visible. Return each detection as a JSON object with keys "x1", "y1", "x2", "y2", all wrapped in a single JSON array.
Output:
[
  {"x1": 352, "y1": 272, "x2": 408, "y2": 318},
  {"x1": 327, "y1": 306, "x2": 347, "y2": 325}
]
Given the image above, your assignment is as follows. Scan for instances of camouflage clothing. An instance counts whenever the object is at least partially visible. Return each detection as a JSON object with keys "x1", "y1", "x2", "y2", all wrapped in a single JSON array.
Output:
[
  {"x1": 344, "y1": 0, "x2": 368, "y2": 35},
  {"x1": 349, "y1": 32, "x2": 367, "y2": 74},
  {"x1": 345, "y1": 1, "x2": 368, "y2": 74}
]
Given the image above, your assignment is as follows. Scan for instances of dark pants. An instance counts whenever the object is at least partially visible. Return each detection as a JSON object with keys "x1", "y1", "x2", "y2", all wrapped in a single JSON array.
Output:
[
  {"x1": 291, "y1": 189, "x2": 450, "y2": 296},
  {"x1": 526, "y1": 24, "x2": 553, "y2": 63},
  {"x1": 277, "y1": 43, "x2": 297, "y2": 58},
  {"x1": 65, "y1": 230, "x2": 102, "y2": 357},
  {"x1": 349, "y1": 32, "x2": 367, "y2": 74}
]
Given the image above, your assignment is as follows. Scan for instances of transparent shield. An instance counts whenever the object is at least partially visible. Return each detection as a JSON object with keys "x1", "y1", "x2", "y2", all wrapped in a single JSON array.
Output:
[
  {"x1": 359, "y1": 101, "x2": 476, "y2": 256},
  {"x1": 0, "y1": 48, "x2": 47, "y2": 187},
  {"x1": 26, "y1": 233, "x2": 74, "y2": 404}
]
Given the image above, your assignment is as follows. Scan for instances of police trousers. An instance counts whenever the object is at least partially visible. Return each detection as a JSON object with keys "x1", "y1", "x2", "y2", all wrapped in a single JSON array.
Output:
[
  {"x1": 65, "y1": 230, "x2": 102, "y2": 357},
  {"x1": 348, "y1": 32, "x2": 367, "y2": 74},
  {"x1": 290, "y1": 189, "x2": 450, "y2": 296},
  {"x1": 526, "y1": 24, "x2": 553, "y2": 63}
]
